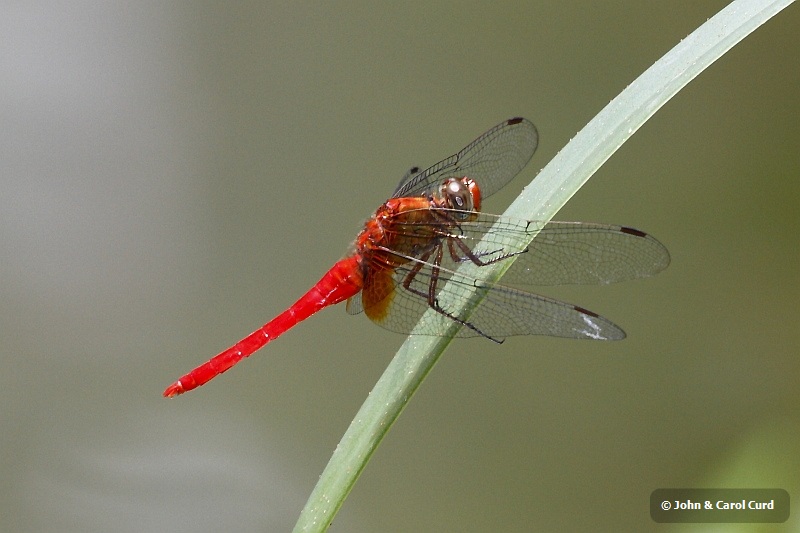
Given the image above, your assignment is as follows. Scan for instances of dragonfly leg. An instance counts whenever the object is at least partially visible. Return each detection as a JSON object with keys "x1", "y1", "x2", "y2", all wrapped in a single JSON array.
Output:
[
  {"x1": 401, "y1": 242, "x2": 503, "y2": 343},
  {"x1": 448, "y1": 237, "x2": 527, "y2": 266}
]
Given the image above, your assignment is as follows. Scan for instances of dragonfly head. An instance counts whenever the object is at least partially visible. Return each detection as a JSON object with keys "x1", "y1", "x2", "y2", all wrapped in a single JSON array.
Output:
[{"x1": 440, "y1": 177, "x2": 481, "y2": 220}]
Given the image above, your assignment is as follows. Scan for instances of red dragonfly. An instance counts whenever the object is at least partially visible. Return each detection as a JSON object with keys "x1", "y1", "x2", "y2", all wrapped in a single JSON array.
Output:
[{"x1": 163, "y1": 117, "x2": 669, "y2": 397}]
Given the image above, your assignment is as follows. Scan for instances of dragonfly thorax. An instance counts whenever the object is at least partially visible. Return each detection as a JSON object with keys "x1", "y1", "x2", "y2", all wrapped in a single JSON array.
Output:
[{"x1": 436, "y1": 177, "x2": 482, "y2": 220}]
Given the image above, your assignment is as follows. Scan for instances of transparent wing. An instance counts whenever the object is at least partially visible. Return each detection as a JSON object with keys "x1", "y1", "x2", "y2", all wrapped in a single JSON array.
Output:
[
  {"x1": 383, "y1": 209, "x2": 670, "y2": 286},
  {"x1": 359, "y1": 210, "x2": 669, "y2": 339},
  {"x1": 364, "y1": 252, "x2": 627, "y2": 340},
  {"x1": 345, "y1": 292, "x2": 363, "y2": 315},
  {"x1": 392, "y1": 118, "x2": 539, "y2": 200}
]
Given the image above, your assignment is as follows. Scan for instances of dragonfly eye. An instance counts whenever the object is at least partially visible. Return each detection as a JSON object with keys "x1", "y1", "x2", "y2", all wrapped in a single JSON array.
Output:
[{"x1": 442, "y1": 178, "x2": 475, "y2": 219}]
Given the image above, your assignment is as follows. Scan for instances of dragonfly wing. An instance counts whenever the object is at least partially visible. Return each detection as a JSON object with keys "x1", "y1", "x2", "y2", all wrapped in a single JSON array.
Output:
[
  {"x1": 388, "y1": 210, "x2": 670, "y2": 286},
  {"x1": 360, "y1": 254, "x2": 625, "y2": 340},
  {"x1": 503, "y1": 221, "x2": 671, "y2": 285},
  {"x1": 458, "y1": 280, "x2": 627, "y2": 340},
  {"x1": 394, "y1": 166, "x2": 421, "y2": 192},
  {"x1": 392, "y1": 118, "x2": 538, "y2": 200},
  {"x1": 345, "y1": 293, "x2": 363, "y2": 315}
]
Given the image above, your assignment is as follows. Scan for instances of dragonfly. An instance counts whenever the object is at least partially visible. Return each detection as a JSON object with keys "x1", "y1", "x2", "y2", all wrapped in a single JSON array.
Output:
[{"x1": 163, "y1": 117, "x2": 669, "y2": 397}]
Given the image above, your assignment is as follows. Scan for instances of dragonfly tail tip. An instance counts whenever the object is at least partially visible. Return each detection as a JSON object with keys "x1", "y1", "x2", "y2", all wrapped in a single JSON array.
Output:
[{"x1": 162, "y1": 381, "x2": 185, "y2": 398}]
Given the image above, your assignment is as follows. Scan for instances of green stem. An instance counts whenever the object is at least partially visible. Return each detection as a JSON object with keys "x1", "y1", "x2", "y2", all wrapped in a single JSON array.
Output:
[{"x1": 292, "y1": 1, "x2": 794, "y2": 531}]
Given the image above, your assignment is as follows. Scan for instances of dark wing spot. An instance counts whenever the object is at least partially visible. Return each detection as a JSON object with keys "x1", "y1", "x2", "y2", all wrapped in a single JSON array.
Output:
[
  {"x1": 619, "y1": 226, "x2": 647, "y2": 238},
  {"x1": 574, "y1": 305, "x2": 599, "y2": 318}
]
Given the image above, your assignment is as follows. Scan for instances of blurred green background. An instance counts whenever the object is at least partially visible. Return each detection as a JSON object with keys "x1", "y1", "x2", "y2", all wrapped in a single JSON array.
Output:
[{"x1": 2, "y1": 2, "x2": 798, "y2": 532}]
